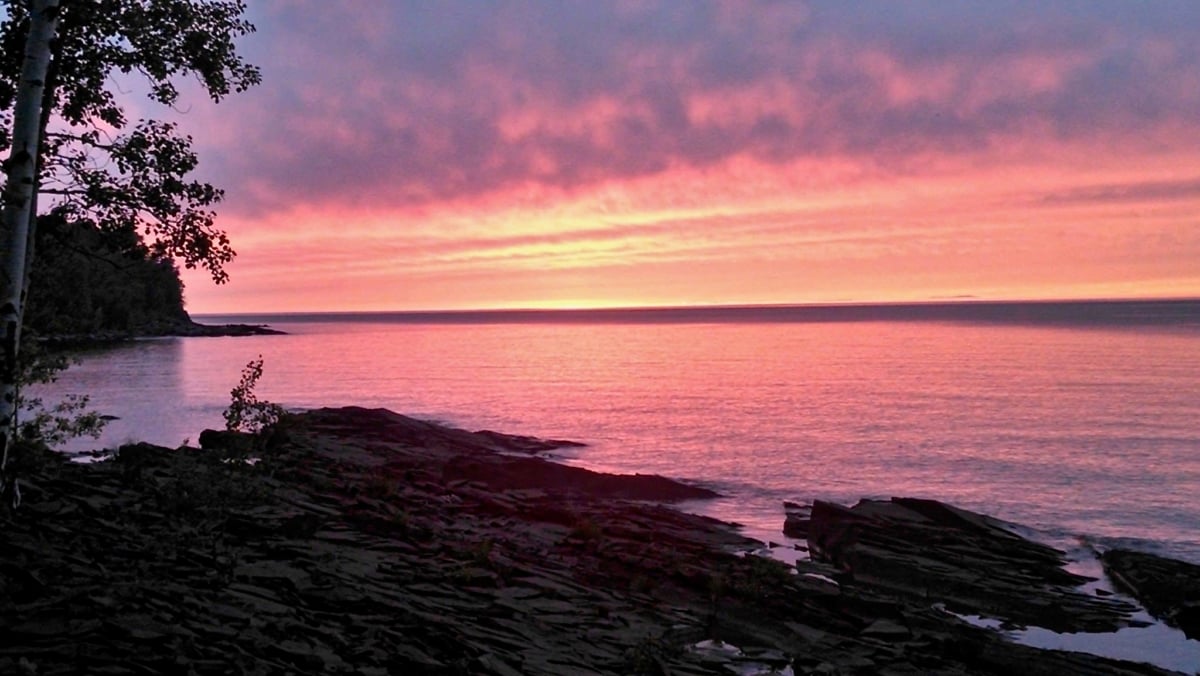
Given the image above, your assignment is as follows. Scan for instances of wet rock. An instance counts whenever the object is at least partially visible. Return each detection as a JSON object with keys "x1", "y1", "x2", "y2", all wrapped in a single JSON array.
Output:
[
  {"x1": 1102, "y1": 548, "x2": 1200, "y2": 640},
  {"x1": 782, "y1": 500, "x2": 811, "y2": 538},
  {"x1": 807, "y1": 497, "x2": 1138, "y2": 633}
]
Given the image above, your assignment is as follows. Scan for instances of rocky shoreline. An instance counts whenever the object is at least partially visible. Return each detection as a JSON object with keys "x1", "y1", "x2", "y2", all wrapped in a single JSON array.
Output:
[
  {"x1": 34, "y1": 319, "x2": 284, "y2": 348},
  {"x1": 2, "y1": 407, "x2": 1197, "y2": 674}
]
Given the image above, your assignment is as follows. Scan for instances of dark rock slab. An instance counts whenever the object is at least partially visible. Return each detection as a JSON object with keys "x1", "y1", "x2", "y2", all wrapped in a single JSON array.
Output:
[
  {"x1": 305, "y1": 406, "x2": 561, "y2": 456},
  {"x1": 473, "y1": 429, "x2": 587, "y2": 453},
  {"x1": 443, "y1": 455, "x2": 718, "y2": 502},
  {"x1": 198, "y1": 429, "x2": 254, "y2": 453},
  {"x1": 1102, "y1": 548, "x2": 1200, "y2": 640},
  {"x1": 806, "y1": 497, "x2": 1138, "y2": 632},
  {"x1": 782, "y1": 500, "x2": 810, "y2": 538},
  {"x1": 304, "y1": 406, "x2": 711, "y2": 501}
]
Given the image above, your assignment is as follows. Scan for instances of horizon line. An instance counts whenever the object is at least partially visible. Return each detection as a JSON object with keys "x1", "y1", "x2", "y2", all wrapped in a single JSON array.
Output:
[{"x1": 192, "y1": 295, "x2": 1200, "y2": 318}]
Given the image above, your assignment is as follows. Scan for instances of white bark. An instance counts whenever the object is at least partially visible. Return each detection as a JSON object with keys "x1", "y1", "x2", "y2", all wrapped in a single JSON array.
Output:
[{"x1": 1, "y1": 0, "x2": 61, "y2": 505}]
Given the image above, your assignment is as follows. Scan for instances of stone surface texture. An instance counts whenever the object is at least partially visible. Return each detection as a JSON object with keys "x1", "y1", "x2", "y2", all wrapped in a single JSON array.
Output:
[{"x1": 0, "y1": 407, "x2": 1189, "y2": 675}]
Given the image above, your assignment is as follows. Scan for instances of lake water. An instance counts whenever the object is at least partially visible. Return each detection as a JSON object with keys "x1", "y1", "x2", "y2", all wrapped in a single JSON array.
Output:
[{"x1": 35, "y1": 301, "x2": 1200, "y2": 565}]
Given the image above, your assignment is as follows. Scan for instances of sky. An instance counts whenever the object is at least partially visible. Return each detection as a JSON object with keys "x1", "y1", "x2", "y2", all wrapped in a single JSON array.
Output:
[{"x1": 160, "y1": 1, "x2": 1200, "y2": 313}]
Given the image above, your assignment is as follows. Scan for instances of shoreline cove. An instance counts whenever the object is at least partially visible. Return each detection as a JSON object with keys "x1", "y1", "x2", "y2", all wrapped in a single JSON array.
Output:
[{"x1": 4, "y1": 408, "x2": 1197, "y2": 674}]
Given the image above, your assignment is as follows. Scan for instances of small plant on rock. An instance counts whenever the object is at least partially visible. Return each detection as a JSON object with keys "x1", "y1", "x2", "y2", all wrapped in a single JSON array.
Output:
[
  {"x1": 223, "y1": 356, "x2": 284, "y2": 436},
  {"x1": 218, "y1": 356, "x2": 292, "y2": 464}
]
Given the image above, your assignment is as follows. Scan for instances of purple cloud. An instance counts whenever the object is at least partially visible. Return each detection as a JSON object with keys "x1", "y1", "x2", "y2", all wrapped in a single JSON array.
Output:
[{"x1": 178, "y1": 1, "x2": 1200, "y2": 216}]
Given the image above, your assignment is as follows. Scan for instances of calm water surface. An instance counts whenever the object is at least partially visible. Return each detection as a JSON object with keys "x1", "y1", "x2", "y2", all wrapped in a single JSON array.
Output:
[{"x1": 38, "y1": 307, "x2": 1200, "y2": 563}]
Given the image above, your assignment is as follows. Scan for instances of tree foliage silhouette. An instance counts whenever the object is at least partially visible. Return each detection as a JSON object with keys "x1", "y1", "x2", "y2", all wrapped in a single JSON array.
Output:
[{"x1": 0, "y1": 0, "x2": 259, "y2": 504}]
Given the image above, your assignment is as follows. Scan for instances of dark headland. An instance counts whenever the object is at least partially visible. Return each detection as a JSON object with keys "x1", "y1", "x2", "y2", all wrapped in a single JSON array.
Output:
[
  {"x1": 2, "y1": 408, "x2": 1197, "y2": 674},
  {"x1": 24, "y1": 216, "x2": 284, "y2": 347},
  {"x1": 33, "y1": 317, "x2": 284, "y2": 349}
]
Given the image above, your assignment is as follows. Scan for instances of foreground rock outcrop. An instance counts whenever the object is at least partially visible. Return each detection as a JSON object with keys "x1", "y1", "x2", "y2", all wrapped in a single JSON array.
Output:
[{"x1": 0, "y1": 408, "x2": 1188, "y2": 674}]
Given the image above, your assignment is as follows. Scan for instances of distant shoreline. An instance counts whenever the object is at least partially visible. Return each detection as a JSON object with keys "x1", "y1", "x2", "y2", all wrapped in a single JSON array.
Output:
[
  {"x1": 35, "y1": 318, "x2": 285, "y2": 348},
  {"x1": 195, "y1": 297, "x2": 1200, "y2": 328}
]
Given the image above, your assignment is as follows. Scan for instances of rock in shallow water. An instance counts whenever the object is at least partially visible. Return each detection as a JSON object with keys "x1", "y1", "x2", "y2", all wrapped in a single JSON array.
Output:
[
  {"x1": 1102, "y1": 548, "x2": 1200, "y2": 640},
  {"x1": 805, "y1": 497, "x2": 1140, "y2": 633}
]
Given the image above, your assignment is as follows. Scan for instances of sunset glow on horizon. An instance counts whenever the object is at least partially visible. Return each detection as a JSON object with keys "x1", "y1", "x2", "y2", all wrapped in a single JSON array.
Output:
[{"x1": 171, "y1": 2, "x2": 1200, "y2": 313}]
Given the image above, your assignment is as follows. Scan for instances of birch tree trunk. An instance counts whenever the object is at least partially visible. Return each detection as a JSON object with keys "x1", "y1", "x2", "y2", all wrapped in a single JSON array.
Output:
[{"x1": 1, "y1": 0, "x2": 62, "y2": 506}]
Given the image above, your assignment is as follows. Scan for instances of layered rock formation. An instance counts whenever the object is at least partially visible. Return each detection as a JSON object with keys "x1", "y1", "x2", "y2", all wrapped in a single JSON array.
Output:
[
  {"x1": 795, "y1": 497, "x2": 1140, "y2": 633},
  {"x1": 0, "y1": 408, "x2": 1189, "y2": 674},
  {"x1": 1103, "y1": 549, "x2": 1200, "y2": 641}
]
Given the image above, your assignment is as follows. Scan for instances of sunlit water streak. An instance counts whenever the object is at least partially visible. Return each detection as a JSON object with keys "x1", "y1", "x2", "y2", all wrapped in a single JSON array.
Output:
[{"x1": 35, "y1": 307, "x2": 1200, "y2": 570}]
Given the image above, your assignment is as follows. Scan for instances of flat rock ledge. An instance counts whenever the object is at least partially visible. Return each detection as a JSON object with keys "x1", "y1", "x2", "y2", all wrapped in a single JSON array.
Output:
[{"x1": 0, "y1": 408, "x2": 1186, "y2": 675}]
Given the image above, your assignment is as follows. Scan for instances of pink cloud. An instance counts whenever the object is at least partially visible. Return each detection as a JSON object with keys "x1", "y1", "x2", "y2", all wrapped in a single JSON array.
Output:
[
  {"x1": 161, "y1": 2, "x2": 1193, "y2": 217},
  {"x1": 160, "y1": 2, "x2": 1200, "y2": 311}
]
